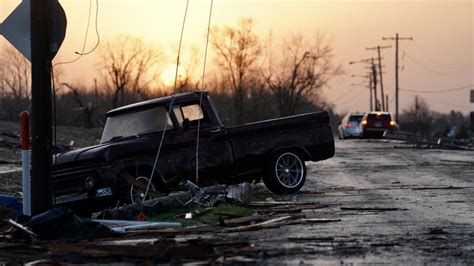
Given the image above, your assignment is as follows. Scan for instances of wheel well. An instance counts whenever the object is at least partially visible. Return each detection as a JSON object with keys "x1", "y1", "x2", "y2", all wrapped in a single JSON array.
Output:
[{"x1": 268, "y1": 146, "x2": 311, "y2": 162}]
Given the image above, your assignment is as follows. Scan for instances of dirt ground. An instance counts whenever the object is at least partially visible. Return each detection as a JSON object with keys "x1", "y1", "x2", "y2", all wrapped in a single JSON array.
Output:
[
  {"x1": 0, "y1": 121, "x2": 473, "y2": 264},
  {"x1": 0, "y1": 120, "x2": 102, "y2": 195}
]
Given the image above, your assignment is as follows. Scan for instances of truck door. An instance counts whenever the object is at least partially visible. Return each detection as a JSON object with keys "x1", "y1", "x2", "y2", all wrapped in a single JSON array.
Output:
[{"x1": 170, "y1": 102, "x2": 233, "y2": 185}]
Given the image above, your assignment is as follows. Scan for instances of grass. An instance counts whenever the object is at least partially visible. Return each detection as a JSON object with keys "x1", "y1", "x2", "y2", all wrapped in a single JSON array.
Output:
[{"x1": 146, "y1": 203, "x2": 253, "y2": 226}]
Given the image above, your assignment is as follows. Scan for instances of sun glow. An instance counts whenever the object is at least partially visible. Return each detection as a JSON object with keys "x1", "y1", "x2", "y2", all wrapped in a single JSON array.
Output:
[{"x1": 161, "y1": 64, "x2": 186, "y2": 87}]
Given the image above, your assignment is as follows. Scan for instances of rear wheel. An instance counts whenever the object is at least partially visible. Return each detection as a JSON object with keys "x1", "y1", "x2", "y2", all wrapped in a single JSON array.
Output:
[{"x1": 263, "y1": 151, "x2": 306, "y2": 194}]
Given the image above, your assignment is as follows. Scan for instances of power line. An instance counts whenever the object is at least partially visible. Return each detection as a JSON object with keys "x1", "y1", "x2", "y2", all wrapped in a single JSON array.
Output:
[
  {"x1": 196, "y1": 0, "x2": 214, "y2": 185},
  {"x1": 144, "y1": 0, "x2": 190, "y2": 201},
  {"x1": 53, "y1": 0, "x2": 100, "y2": 66},
  {"x1": 403, "y1": 51, "x2": 465, "y2": 76},
  {"x1": 400, "y1": 84, "x2": 473, "y2": 94}
]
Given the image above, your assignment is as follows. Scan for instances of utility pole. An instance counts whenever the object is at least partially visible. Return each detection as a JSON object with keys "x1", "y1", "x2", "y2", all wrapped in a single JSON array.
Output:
[
  {"x1": 94, "y1": 78, "x2": 99, "y2": 106},
  {"x1": 369, "y1": 75, "x2": 373, "y2": 110},
  {"x1": 367, "y1": 45, "x2": 391, "y2": 111},
  {"x1": 371, "y1": 58, "x2": 380, "y2": 111},
  {"x1": 383, "y1": 33, "x2": 413, "y2": 122},
  {"x1": 30, "y1": 0, "x2": 53, "y2": 214}
]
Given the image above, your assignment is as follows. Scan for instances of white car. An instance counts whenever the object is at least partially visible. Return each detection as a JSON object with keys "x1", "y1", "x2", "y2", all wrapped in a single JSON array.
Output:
[{"x1": 338, "y1": 113, "x2": 365, "y2": 139}]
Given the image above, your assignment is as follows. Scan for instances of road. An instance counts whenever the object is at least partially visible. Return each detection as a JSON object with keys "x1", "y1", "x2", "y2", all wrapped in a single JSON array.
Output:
[
  {"x1": 226, "y1": 138, "x2": 474, "y2": 264},
  {"x1": 0, "y1": 138, "x2": 473, "y2": 264}
]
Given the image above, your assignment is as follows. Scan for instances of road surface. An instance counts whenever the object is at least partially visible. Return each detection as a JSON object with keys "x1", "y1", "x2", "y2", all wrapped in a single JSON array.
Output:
[{"x1": 227, "y1": 138, "x2": 474, "y2": 264}]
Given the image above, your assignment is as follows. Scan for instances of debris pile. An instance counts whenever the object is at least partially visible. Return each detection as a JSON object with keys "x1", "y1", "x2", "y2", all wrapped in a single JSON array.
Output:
[
  {"x1": 383, "y1": 131, "x2": 473, "y2": 150},
  {"x1": 0, "y1": 182, "x2": 340, "y2": 264}
]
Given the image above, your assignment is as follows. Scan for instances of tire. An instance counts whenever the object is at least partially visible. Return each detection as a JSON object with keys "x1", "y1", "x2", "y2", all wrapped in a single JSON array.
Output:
[
  {"x1": 263, "y1": 150, "x2": 306, "y2": 194},
  {"x1": 129, "y1": 175, "x2": 157, "y2": 204},
  {"x1": 124, "y1": 168, "x2": 169, "y2": 204}
]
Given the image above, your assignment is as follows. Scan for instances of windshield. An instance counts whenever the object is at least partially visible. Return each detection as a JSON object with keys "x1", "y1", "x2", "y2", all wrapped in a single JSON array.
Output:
[
  {"x1": 349, "y1": 115, "x2": 364, "y2": 122},
  {"x1": 100, "y1": 107, "x2": 173, "y2": 143}
]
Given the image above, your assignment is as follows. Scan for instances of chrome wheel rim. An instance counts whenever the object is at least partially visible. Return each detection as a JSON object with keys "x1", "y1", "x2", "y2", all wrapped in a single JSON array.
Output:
[
  {"x1": 274, "y1": 152, "x2": 304, "y2": 188},
  {"x1": 130, "y1": 176, "x2": 156, "y2": 204}
]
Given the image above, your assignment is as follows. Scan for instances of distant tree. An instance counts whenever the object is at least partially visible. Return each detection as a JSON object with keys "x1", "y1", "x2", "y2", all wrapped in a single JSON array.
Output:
[
  {"x1": 62, "y1": 83, "x2": 98, "y2": 128},
  {"x1": 0, "y1": 44, "x2": 31, "y2": 119},
  {"x1": 0, "y1": 44, "x2": 30, "y2": 102},
  {"x1": 164, "y1": 44, "x2": 201, "y2": 93},
  {"x1": 98, "y1": 35, "x2": 163, "y2": 108},
  {"x1": 210, "y1": 18, "x2": 263, "y2": 124},
  {"x1": 263, "y1": 33, "x2": 343, "y2": 116},
  {"x1": 400, "y1": 95, "x2": 433, "y2": 135}
]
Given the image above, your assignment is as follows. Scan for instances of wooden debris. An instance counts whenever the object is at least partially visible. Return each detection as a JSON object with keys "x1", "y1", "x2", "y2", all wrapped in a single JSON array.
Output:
[
  {"x1": 412, "y1": 186, "x2": 464, "y2": 190},
  {"x1": 4, "y1": 219, "x2": 37, "y2": 240},
  {"x1": 340, "y1": 207, "x2": 402, "y2": 212},
  {"x1": 219, "y1": 214, "x2": 265, "y2": 227}
]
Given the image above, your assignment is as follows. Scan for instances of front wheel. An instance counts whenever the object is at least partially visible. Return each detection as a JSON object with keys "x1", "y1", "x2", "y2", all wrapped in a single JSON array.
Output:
[
  {"x1": 130, "y1": 175, "x2": 157, "y2": 204},
  {"x1": 263, "y1": 151, "x2": 306, "y2": 194}
]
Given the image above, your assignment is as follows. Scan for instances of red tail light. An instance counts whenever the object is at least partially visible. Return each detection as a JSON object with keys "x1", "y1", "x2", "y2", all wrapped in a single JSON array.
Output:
[
  {"x1": 361, "y1": 120, "x2": 367, "y2": 125},
  {"x1": 345, "y1": 123, "x2": 353, "y2": 127}
]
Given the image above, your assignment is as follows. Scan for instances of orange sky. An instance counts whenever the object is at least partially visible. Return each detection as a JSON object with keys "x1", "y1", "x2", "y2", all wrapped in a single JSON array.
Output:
[{"x1": 1, "y1": 0, "x2": 473, "y2": 114}]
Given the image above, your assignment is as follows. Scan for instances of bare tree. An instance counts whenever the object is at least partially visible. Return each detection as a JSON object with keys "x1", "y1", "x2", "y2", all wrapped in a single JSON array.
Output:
[
  {"x1": 163, "y1": 44, "x2": 201, "y2": 93},
  {"x1": 263, "y1": 33, "x2": 342, "y2": 116},
  {"x1": 210, "y1": 18, "x2": 263, "y2": 124},
  {"x1": 99, "y1": 35, "x2": 164, "y2": 108},
  {"x1": 0, "y1": 44, "x2": 31, "y2": 102},
  {"x1": 400, "y1": 95, "x2": 433, "y2": 135},
  {"x1": 62, "y1": 83, "x2": 98, "y2": 128}
]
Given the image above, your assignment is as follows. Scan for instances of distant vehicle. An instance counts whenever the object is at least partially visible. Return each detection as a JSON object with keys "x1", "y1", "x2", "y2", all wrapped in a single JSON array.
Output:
[
  {"x1": 52, "y1": 91, "x2": 335, "y2": 213},
  {"x1": 338, "y1": 113, "x2": 365, "y2": 139},
  {"x1": 360, "y1": 111, "x2": 398, "y2": 138}
]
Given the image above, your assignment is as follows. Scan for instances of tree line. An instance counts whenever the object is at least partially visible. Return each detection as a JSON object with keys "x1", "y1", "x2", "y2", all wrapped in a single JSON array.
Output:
[{"x1": 0, "y1": 17, "x2": 469, "y2": 138}]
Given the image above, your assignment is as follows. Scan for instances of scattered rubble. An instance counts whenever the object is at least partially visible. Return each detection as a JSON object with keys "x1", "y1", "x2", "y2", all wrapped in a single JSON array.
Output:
[{"x1": 384, "y1": 131, "x2": 473, "y2": 150}]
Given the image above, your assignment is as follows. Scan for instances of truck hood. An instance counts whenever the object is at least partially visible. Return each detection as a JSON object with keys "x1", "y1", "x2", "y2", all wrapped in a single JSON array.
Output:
[{"x1": 54, "y1": 136, "x2": 160, "y2": 165}]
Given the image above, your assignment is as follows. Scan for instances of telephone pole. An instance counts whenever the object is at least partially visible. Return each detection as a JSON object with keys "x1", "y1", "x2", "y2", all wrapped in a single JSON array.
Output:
[
  {"x1": 369, "y1": 75, "x2": 373, "y2": 110},
  {"x1": 30, "y1": 0, "x2": 54, "y2": 214},
  {"x1": 370, "y1": 58, "x2": 380, "y2": 111},
  {"x1": 383, "y1": 33, "x2": 413, "y2": 122},
  {"x1": 366, "y1": 45, "x2": 391, "y2": 111}
]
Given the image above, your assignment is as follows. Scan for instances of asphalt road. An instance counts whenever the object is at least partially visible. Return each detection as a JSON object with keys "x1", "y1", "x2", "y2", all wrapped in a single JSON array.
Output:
[
  {"x1": 227, "y1": 138, "x2": 474, "y2": 264},
  {"x1": 1, "y1": 137, "x2": 473, "y2": 264}
]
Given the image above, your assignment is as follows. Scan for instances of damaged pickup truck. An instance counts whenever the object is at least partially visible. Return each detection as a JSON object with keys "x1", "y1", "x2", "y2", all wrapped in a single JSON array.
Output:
[{"x1": 53, "y1": 91, "x2": 334, "y2": 212}]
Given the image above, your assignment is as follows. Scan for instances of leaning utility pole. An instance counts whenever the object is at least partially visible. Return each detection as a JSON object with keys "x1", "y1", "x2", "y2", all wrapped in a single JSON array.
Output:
[
  {"x1": 367, "y1": 45, "x2": 391, "y2": 111},
  {"x1": 383, "y1": 33, "x2": 413, "y2": 122},
  {"x1": 30, "y1": 0, "x2": 53, "y2": 214}
]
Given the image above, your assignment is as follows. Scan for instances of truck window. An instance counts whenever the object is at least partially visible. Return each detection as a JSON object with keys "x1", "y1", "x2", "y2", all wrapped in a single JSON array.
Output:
[
  {"x1": 173, "y1": 104, "x2": 208, "y2": 128},
  {"x1": 101, "y1": 107, "x2": 173, "y2": 143}
]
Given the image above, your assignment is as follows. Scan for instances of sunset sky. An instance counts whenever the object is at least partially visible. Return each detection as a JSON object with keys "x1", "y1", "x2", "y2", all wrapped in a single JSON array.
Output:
[{"x1": 1, "y1": 0, "x2": 473, "y2": 115}]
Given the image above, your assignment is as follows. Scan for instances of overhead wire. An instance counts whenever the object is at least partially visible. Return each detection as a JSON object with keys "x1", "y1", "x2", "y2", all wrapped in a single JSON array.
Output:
[
  {"x1": 53, "y1": 0, "x2": 100, "y2": 67},
  {"x1": 143, "y1": 0, "x2": 190, "y2": 201},
  {"x1": 403, "y1": 51, "x2": 470, "y2": 76},
  {"x1": 400, "y1": 84, "x2": 473, "y2": 94},
  {"x1": 195, "y1": 0, "x2": 214, "y2": 184}
]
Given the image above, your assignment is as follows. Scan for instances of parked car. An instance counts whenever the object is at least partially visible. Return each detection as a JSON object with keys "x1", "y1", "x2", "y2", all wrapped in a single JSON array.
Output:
[
  {"x1": 360, "y1": 111, "x2": 398, "y2": 138},
  {"x1": 338, "y1": 112, "x2": 365, "y2": 139},
  {"x1": 52, "y1": 91, "x2": 335, "y2": 213}
]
